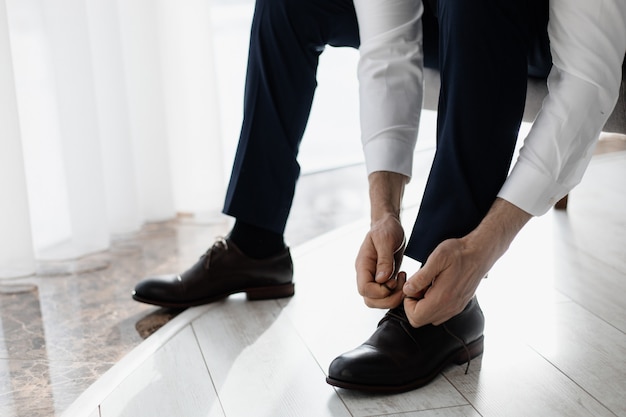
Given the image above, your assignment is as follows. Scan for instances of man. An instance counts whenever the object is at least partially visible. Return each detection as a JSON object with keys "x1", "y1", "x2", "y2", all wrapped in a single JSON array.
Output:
[{"x1": 132, "y1": 0, "x2": 626, "y2": 393}]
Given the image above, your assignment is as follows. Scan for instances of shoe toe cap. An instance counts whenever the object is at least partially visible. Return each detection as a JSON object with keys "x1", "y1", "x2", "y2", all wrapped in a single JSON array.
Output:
[
  {"x1": 328, "y1": 345, "x2": 399, "y2": 385},
  {"x1": 132, "y1": 275, "x2": 180, "y2": 303}
]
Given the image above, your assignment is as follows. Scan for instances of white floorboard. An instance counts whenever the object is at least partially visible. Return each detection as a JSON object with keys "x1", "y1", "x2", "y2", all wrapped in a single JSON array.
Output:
[
  {"x1": 527, "y1": 301, "x2": 626, "y2": 416},
  {"x1": 553, "y1": 240, "x2": 626, "y2": 334},
  {"x1": 98, "y1": 325, "x2": 223, "y2": 417},
  {"x1": 192, "y1": 299, "x2": 350, "y2": 417},
  {"x1": 444, "y1": 340, "x2": 616, "y2": 417},
  {"x1": 559, "y1": 153, "x2": 626, "y2": 273},
  {"x1": 334, "y1": 378, "x2": 470, "y2": 417},
  {"x1": 382, "y1": 406, "x2": 482, "y2": 417}
]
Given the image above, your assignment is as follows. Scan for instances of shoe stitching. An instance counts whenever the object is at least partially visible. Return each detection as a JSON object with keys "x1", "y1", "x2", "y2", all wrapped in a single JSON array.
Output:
[
  {"x1": 202, "y1": 237, "x2": 228, "y2": 269},
  {"x1": 442, "y1": 323, "x2": 472, "y2": 374}
]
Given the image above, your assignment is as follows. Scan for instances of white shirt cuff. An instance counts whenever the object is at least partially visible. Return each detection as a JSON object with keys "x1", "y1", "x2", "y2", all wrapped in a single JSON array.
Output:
[
  {"x1": 498, "y1": 160, "x2": 570, "y2": 216},
  {"x1": 363, "y1": 136, "x2": 415, "y2": 179}
]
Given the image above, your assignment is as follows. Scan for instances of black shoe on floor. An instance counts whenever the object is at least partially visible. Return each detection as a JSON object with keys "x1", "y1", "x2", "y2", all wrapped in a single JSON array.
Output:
[
  {"x1": 326, "y1": 297, "x2": 484, "y2": 393},
  {"x1": 132, "y1": 237, "x2": 294, "y2": 308}
]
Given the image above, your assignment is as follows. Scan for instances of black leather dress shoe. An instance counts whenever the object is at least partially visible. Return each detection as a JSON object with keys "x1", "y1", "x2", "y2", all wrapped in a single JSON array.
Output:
[
  {"x1": 132, "y1": 237, "x2": 294, "y2": 308},
  {"x1": 326, "y1": 297, "x2": 484, "y2": 393}
]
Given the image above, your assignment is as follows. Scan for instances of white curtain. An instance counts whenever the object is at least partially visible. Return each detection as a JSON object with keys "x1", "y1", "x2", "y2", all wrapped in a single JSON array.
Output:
[{"x1": 0, "y1": 0, "x2": 225, "y2": 278}]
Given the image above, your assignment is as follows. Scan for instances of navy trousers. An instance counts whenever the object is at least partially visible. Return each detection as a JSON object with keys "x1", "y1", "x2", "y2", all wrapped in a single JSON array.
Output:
[{"x1": 223, "y1": 0, "x2": 550, "y2": 263}]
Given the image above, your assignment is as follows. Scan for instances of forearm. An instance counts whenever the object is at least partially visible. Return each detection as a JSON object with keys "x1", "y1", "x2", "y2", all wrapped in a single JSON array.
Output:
[
  {"x1": 461, "y1": 197, "x2": 532, "y2": 265},
  {"x1": 368, "y1": 171, "x2": 408, "y2": 223}
]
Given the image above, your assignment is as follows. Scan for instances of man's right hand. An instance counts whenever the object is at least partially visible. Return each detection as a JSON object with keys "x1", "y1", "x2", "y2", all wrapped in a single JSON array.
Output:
[{"x1": 355, "y1": 213, "x2": 406, "y2": 309}]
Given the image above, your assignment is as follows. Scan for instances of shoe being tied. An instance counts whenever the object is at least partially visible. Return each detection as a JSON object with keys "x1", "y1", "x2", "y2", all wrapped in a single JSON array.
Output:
[
  {"x1": 326, "y1": 297, "x2": 484, "y2": 393},
  {"x1": 132, "y1": 237, "x2": 294, "y2": 308}
]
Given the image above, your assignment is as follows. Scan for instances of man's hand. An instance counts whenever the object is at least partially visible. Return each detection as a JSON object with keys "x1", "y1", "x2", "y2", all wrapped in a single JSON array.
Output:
[
  {"x1": 356, "y1": 214, "x2": 406, "y2": 308},
  {"x1": 403, "y1": 198, "x2": 532, "y2": 327},
  {"x1": 356, "y1": 171, "x2": 409, "y2": 309},
  {"x1": 403, "y1": 237, "x2": 490, "y2": 326}
]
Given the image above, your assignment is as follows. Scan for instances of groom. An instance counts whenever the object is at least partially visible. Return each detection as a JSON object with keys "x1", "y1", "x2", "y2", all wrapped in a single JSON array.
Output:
[{"x1": 132, "y1": 0, "x2": 626, "y2": 392}]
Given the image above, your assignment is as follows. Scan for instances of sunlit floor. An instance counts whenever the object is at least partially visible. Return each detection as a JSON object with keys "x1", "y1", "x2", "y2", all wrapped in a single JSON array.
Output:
[{"x1": 57, "y1": 147, "x2": 626, "y2": 417}]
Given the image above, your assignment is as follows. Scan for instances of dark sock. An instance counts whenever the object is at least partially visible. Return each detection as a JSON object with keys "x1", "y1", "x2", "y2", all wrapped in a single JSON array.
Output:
[{"x1": 228, "y1": 220, "x2": 286, "y2": 259}]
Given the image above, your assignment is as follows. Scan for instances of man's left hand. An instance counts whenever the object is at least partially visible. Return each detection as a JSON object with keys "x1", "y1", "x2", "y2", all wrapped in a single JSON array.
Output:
[
  {"x1": 402, "y1": 198, "x2": 532, "y2": 328},
  {"x1": 402, "y1": 237, "x2": 490, "y2": 327}
]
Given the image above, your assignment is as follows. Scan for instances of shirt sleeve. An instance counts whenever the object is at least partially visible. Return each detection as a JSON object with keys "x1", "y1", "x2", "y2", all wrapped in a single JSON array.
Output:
[
  {"x1": 498, "y1": 0, "x2": 626, "y2": 216},
  {"x1": 352, "y1": 0, "x2": 424, "y2": 179}
]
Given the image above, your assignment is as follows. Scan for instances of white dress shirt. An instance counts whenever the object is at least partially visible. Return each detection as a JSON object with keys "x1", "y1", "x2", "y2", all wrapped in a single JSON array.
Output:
[
  {"x1": 354, "y1": 0, "x2": 626, "y2": 216},
  {"x1": 353, "y1": 0, "x2": 424, "y2": 178}
]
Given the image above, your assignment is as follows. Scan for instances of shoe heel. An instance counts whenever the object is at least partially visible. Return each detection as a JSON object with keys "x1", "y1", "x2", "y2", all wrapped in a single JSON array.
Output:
[
  {"x1": 453, "y1": 335, "x2": 484, "y2": 365},
  {"x1": 246, "y1": 283, "x2": 295, "y2": 300}
]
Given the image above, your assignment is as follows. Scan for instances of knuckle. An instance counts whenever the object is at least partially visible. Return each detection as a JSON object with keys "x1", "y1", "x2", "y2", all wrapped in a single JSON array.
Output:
[{"x1": 455, "y1": 302, "x2": 465, "y2": 316}]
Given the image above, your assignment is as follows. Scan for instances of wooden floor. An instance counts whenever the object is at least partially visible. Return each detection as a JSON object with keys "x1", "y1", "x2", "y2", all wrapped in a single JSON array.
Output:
[{"x1": 63, "y1": 150, "x2": 626, "y2": 417}]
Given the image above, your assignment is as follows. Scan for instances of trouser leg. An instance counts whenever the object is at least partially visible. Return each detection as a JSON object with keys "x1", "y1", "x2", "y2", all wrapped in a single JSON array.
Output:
[
  {"x1": 406, "y1": 0, "x2": 549, "y2": 262},
  {"x1": 223, "y1": 0, "x2": 360, "y2": 234}
]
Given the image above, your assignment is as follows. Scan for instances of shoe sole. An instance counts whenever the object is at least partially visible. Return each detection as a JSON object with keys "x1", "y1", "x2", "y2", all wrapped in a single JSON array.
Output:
[
  {"x1": 325, "y1": 335, "x2": 484, "y2": 394},
  {"x1": 132, "y1": 282, "x2": 295, "y2": 308}
]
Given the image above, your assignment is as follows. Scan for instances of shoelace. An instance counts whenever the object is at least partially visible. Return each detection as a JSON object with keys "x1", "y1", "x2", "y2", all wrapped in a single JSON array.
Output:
[
  {"x1": 378, "y1": 306, "x2": 424, "y2": 350},
  {"x1": 202, "y1": 237, "x2": 228, "y2": 269},
  {"x1": 381, "y1": 306, "x2": 408, "y2": 324}
]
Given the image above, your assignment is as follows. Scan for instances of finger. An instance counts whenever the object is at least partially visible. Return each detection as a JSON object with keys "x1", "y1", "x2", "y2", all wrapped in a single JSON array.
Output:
[
  {"x1": 384, "y1": 270, "x2": 407, "y2": 292},
  {"x1": 403, "y1": 267, "x2": 435, "y2": 298},
  {"x1": 356, "y1": 248, "x2": 390, "y2": 299},
  {"x1": 361, "y1": 272, "x2": 406, "y2": 309},
  {"x1": 361, "y1": 281, "x2": 393, "y2": 300},
  {"x1": 403, "y1": 248, "x2": 447, "y2": 297},
  {"x1": 374, "y1": 252, "x2": 395, "y2": 284},
  {"x1": 363, "y1": 282, "x2": 405, "y2": 309},
  {"x1": 404, "y1": 284, "x2": 428, "y2": 301},
  {"x1": 390, "y1": 237, "x2": 406, "y2": 282},
  {"x1": 360, "y1": 271, "x2": 405, "y2": 300},
  {"x1": 403, "y1": 297, "x2": 427, "y2": 328},
  {"x1": 403, "y1": 291, "x2": 442, "y2": 328},
  {"x1": 355, "y1": 261, "x2": 372, "y2": 296},
  {"x1": 381, "y1": 270, "x2": 404, "y2": 291},
  {"x1": 404, "y1": 258, "x2": 447, "y2": 327},
  {"x1": 404, "y1": 281, "x2": 466, "y2": 327},
  {"x1": 355, "y1": 236, "x2": 378, "y2": 294},
  {"x1": 375, "y1": 236, "x2": 406, "y2": 284}
]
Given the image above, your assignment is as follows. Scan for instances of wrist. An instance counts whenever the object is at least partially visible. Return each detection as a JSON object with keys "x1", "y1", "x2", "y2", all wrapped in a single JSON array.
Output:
[
  {"x1": 368, "y1": 171, "x2": 408, "y2": 222},
  {"x1": 464, "y1": 198, "x2": 532, "y2": 260}
]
